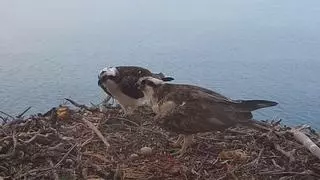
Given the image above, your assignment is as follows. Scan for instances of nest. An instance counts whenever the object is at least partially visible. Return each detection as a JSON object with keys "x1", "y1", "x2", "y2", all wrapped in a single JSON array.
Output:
[{"x1": 0, "y1": 99, "x2": 320, "y2": 180}]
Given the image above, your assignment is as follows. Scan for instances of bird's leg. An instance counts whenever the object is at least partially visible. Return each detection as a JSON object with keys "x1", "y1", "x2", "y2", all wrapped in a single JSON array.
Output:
[
  {"x1": 170, "y1": 134, "x2": 184, "y2": 147},
  {"x1": 171, "y1": 134, "x2": 193, "y2": 157},
  {"x1": 119, "y1": 105, "x2": 135, "y2": 116},
  {"x1": 124, "y1": 107, "x2": 135, "y2": 115},
  {"x1": 180, "y1": 135, "x2": 193, "y2": 155}
]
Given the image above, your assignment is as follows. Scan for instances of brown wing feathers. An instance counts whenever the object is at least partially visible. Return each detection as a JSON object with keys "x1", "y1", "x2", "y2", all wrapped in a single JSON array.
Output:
[{"x1": 154, "y1": 83, "x2": 277, "y2": 134}]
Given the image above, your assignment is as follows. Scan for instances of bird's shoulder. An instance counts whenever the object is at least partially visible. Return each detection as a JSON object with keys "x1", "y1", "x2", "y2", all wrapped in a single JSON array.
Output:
[
  {"x1": 118, "y1": 76, "x2": 144, "y2": 99},
  {"x1": 158, "y1": 83, "x2": 232, "y2": 104}
]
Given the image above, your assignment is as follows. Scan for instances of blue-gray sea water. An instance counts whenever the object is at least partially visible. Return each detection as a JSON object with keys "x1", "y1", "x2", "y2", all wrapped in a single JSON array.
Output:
[{"x1": 0, "y1": 1, "x2": 319, "y2": 129}]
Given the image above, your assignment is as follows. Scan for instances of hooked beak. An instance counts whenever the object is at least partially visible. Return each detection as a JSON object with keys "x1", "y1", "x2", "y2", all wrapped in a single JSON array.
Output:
[
  {"x1": 98, "y1": 70, "x2": 110, "y2": 86},
  {"x1": 98, "y1": 79, "x2": 102, "y2": 86},
  {"x1": 98, "y1": 74, "x2": 105, "y2": 87},
  {"x1": 97, "y1": 72, "x2": 113, "y2": 97}
]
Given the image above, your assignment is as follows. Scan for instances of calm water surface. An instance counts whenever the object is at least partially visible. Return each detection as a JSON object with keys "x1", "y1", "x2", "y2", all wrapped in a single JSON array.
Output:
[{"x1": 0, "y1": 1, "x2": 319, "y2": 129}]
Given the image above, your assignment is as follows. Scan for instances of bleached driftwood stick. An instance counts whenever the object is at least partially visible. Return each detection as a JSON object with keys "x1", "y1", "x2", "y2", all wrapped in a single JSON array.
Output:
[
  {"x1": 82, "y1": 118, "x2": 110, "y2": 150},
  {"x1": 290, "y1": 126, "x2": 320, "y2": 160}
]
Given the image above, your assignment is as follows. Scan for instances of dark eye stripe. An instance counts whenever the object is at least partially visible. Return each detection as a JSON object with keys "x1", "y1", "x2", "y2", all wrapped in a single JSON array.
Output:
[{"x1": 108, "y1": 76, "x2": 117, "y2": 80}]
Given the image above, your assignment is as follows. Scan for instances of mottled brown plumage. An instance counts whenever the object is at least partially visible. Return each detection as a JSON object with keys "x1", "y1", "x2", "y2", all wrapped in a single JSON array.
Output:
[{"x1": 137, "y1": 76, "x2": 278, "y2": 156}]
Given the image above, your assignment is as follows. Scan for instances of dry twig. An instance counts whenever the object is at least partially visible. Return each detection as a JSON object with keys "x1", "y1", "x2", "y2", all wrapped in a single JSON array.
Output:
[
  {"x1": 82, "y1": 117, "x2": 110, "y2": 149},
  {"x1": 54, "y1": 143, "x2": 78, "y2": 168},
  {"x1": 48, "y1": 159, "x2": 59, "y2": 180},
  {"x1": 274, "y1": 144, "x2": 296, "y2": 162},
  {"x1": 16, "y1": 106, "x2": 32, "y2": 118},
  {"x1": 0, "y1": 110, "x2": 14, "y2": 119},
  {"x1": 65, "y1": 98, "x2": 99, "y2": 112}
]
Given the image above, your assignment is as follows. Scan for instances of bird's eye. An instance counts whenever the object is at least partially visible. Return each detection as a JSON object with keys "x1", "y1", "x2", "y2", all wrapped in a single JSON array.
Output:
[{"x1": 141, "y1": 80, "x2": 146, "y2": 85}]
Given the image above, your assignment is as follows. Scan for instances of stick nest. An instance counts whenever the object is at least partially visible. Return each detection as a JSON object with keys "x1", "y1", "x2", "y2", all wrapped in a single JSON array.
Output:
[{"x1": 1, "y1": 101, "x2": 320, "y2": 180}]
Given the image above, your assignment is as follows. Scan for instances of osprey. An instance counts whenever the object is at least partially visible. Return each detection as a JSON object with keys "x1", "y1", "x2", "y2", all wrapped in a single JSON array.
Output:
[
  {"x1": 98, "y1": 66, "x2": 174, "y2": 114},
  {"x1": 137, "y1": 76, "x2": 278, "y2": 156}
]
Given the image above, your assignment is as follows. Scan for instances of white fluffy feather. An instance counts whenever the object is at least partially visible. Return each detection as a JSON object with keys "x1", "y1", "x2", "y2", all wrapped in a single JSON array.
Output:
[{"x1": 99, "y1": 67, "x2": 118, "y2": 77}]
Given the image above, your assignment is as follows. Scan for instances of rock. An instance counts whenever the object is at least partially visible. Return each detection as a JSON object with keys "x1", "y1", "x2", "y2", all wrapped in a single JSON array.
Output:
[
  {"x1": 129, "y1": 153, "x2": 139, "y2": 160},
  {"x1": 140, "y1": 147, "x2": 152, "y2": 155},
  {"x1": 65, "y1": 159, "x2": 74, "y2": 166}
]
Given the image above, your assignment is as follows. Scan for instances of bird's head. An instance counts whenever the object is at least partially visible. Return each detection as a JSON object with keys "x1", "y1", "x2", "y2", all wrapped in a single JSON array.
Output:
[
  {"x1": 98, "y1": 66, "x2": 121, "y2": 97},
  {"x1": 137, "y1": 76, "x2": 164, "y2": 99},
  {"x1": 98, "y1": 67, "x2": 120, "y2": 86}
]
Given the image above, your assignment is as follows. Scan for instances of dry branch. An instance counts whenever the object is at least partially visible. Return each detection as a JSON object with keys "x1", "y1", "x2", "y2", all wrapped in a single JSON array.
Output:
[
  {"x1": 259, "y1": 170, "x2": 320, "y2": 178},
  {"x1": 48, "y1": 159, "x2": 59, "y2": 180},
  {"x1": 82, "y1": 117, "x2": 110, "y2": 150},
  {"x1": 271, "y1": 159, "x2": 284, "y2": 170},
  {"x1": 16, "y1": 106, "x2": 32, "y2": 118},
  {"x1": 0, "y1": 110, "x2": 14, "y2": 119},
  {"x1": 0, "y1": 115, "x2": 8, "y2": 124},
  {"x1": 65, "y1": 98, "x2": 99, "y2": 112},
  {"x1": 290, "y1": 128, "x2": 320, "y2": 160},
  {"x1": 54, "y1": 143, "x2": 78, "y2": 168},
  {"x1": 274, "y1": 144, "x2": 296, "y2": 162}
]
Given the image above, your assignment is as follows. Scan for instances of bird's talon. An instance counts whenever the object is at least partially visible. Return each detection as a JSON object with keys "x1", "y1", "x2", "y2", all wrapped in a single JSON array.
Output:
[
  {"x1": 170, "y1": 149, "x2": 186, "y2": 158},
  {"x1": 169, "y1": 135, "x2": 184, "y2": 148},
  {"x1": 170, "y1": 141, "x2": 182, "y2": 148}
]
